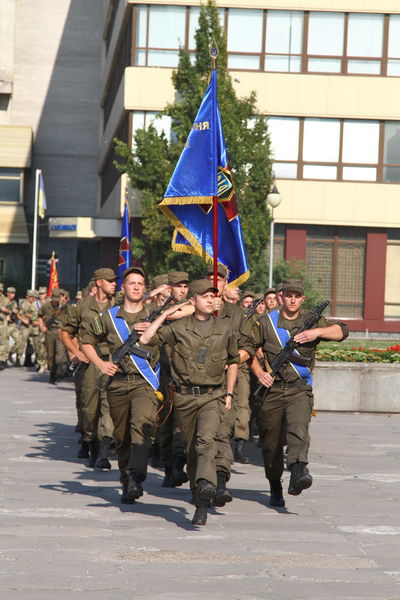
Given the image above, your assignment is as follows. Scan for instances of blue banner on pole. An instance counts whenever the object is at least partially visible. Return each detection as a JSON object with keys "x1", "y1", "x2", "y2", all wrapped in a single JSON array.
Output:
[{"x1": 117, "y1": 202, "x2": 131, "y2": 290}]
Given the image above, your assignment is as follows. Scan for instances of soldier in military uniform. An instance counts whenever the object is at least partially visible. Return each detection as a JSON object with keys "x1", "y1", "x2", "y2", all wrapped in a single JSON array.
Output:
[
  {"x1": 16, "y1": 290, "x2": 40, "y2": 366},
  {"x1": 60, "y1": 268, "x2": 116, "y2": 467},
  {"x1": 205, "y1": 265, "x2": 255, "y2": 493},
  {"x1": 1, "y1": 287, "x2": 20, "y2": 366},
  {"x1": 249, "y1": 279, "x2": 348, "y2": 507},
  {"x1": 140, "y1": 279, "x2": 239, "y2": 526},
  {"x1": 0, "y1": 283, "x2": 9, "y2": 369},
  {"x1": 157, "y1": 271, "x2": 190, "y2": 488},
  {"x1": 264, "y1": 288, "x2": 278, "y2": 311},
  {"x1": 81, "y1": 267, "x2": 167, "y2": 502},
  {"x1": 38, "y1": 289, "x2": 68, "y2": 383}
]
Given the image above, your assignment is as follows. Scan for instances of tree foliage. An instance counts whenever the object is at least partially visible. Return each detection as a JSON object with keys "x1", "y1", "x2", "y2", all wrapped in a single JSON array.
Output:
[
  {"x1": 273, "y1": 259, "x2": 325, "y2": 309},
  {"x1": 114, "y1": 0, "x2": 273, "y2": 285}
]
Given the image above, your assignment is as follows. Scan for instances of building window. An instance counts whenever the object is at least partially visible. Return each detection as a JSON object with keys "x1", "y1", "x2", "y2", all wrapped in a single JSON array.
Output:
[
  {"x1": 385, "y1": 230, "x2": 400, "y2": 318},
  {"x1": 131, "y1": 111, "x2": 172, "y2": 149},
  {"x1": 307, "y1": 12, "x2": 344, "y2": 73},
  {"x1": 268, "y1": 116, "x2": 400, "y2": 183},
  {"x1": 388, "y1": 15, "x2": 400, "y2": 76},
  {"x1": 227, "y1": 9, "x2": 263, "y2": 70},
  {"x1": 135, "y1": 4, "x2": 186, "y2": 67},
  {"x1": 306, "y1": 226, "x2": 366, "y2": 318},
  {"x1": 265, "y1": 11, "x2": 303, "y2": 73},
  {"x1": 0, "y1": 168, "x2": 22, "y2": 203}
]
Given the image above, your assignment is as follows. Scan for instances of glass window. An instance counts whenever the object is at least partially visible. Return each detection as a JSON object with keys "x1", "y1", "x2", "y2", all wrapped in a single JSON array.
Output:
[
  {"x1": 387, "y1": 60, "x2": 400, "y2": 76},
  {"x1": 147, "y1": 50, "x2": 179, "y2": 67},
  {"x1": 303, "y1": 119, "x2": 340, "y2": 162},
  {"x1": 347, "y1": 60, "x2": 381, "y2": 75},
  {"x1": 148, "y1": 112, "x2": 172, "y2": 141},
  {"x1": 228, "y1": 55, "x2": 260, "y2": 70},
  {"x1": 342, "y1": 167, "x2": 376, "y2": 181},
  {"x1": 384, "y1": 122, "x2": 400, "y2": 164},
  {"x1": 308, "y1": 12, "x2": 344, "y2": 56},
  {"x1": 135, "y1": 50, "x2": 146, "y2": 66},
  {"x1": 136, "y1": 5, "x2": 147, "y2": 47},
  {"x1": 148, "y1": 6, "x2": 186, "y2": 49},
  {"x1": 266, "y1": 11, "x2": 303, "y2": 54},
  {"x1": 384, "y1": 166, "x2": 400, "y2": 182},
  {"x1": 388, "y1": 15, "x2": 400, "y2": 58},
  {"x1": 265, "y1": 55, "x2": 301, "y2": 72},
  {"x1": 347, "y1": 13, "x2": 384, "y2": 58},
  {"x1": 268, "y1": 117, "x2": 299, "y2": 161},
  {"x1": 228, "y1": 9, "x2": 263, "y2": 53},
  {"x1": 308, "y1": 58, "x2": 341, "y2": 73},
  {"x1": 303, "y1": 165, "x2": 337, "y2": 179},
  {"x1": 342, "y1": 121, "x2": 379, "y2": 164},
  {"x1": 273, "y1": 162, "x2": 298, "y2": 179},
  {"x1": 0, "y1": 169, "x2": 21, "y2": 203}
]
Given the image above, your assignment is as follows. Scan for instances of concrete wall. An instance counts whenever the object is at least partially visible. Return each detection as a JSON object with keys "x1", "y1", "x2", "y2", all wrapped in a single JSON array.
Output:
[{"x1": 313, "y1": 362, "x2": 400, "y2": 413}]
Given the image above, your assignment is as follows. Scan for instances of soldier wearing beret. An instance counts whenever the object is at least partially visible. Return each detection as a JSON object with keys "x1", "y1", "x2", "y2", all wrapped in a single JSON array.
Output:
[
  {"x1": 140, "y1": 279, "x2": 239, "y2": 526},
  {"x1": 60, "y1": 268, "x2": 116, "y2": 465},
  {"x1": 248, "y1": 278, "x2": 349, "y2": 507}
]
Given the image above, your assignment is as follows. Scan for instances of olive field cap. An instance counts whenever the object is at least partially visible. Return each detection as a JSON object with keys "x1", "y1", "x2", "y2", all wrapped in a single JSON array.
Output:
[
  {"x1": 123, "y1": 266, "x2": 145, "y2": 280},
  {"x1": 264, "y1": 288, "x2": 276, "y2": 296},
  {"x1": 281, "y1": 278, "x2": 305, "y2": 295},
  {"x1": 168, "y1": 271, "x2": 189, "y2": 285},
  {"x1": 26, "y1": 289, "x2": 35, "y2": 296},
  {"x1": 59, "y1": 289, "x2": 68, "y2": 296},
  {"x1": 93, "y1": 268, "x2": 118, "y2": 281},
  {"x1": 31, "y1": 290, "x2": 39, "y2": 298},
  {"x1": 205, "y1": 263, "x2": 228, "y2": 278},
  {"x1": 241, "y1": 290, "x2": 256, "y2": 299},
  {"x1": 190, "y1": 279, "x2": 218, "y2": 296},
  {"x1": 51, "y1": 288, "x2": 62, "y2": 298},
  {"x1": 276, "y1": 282, "x2": 284, "y2": 294},
  {"x1": 152, "y1": 274, "x2": 169, "y2": 288},
  {"x1": 38, "y1": 286, "x2": 47, "y2": 294},
  {"x1": 7, "y1": 287, "x2": 16, "y2": 293}
]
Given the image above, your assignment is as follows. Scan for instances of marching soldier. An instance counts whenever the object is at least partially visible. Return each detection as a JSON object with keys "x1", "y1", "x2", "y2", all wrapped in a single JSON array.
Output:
[
  {"x1": 3, "y1": 287, "x2": 20, "y2": 366},
  {"x1": 60, "y1": 268, "x2": 116, "y2": 467},
  {"x1": 16, "y1": 290, "x2": 40, "y2": 366},
  {"x1": 81, "y1": 267, "x2": 166, "y2": 502},
  {"x1": 38, "y1": 289, "x2": 68, "y2": 383},
  {"x1": 249, "y1": 279, "x2": 348, "y2": 507},
  {"x1": 0, "y1": 283, "x2": 8, "y2": 370},
  {"x1": 139, "y1": 279, "x2": 239, "y2": 526}
]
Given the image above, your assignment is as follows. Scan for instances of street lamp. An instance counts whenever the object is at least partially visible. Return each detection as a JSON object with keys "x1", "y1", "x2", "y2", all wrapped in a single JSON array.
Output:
[{"x1": 267, "y1": 180, "x2": 282, "y2": 288}]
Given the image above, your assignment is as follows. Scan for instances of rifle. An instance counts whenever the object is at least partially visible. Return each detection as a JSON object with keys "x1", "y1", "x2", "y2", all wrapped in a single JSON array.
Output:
[
  {"x1": 96, "y1": 295, "x2": 175, "y2": 392},
  {"x1": 244, "y1": 296, "x2": 264, "y2": 319},
  {"x1": 254, "y1": 300, "x2": 329, "y2": 404}
]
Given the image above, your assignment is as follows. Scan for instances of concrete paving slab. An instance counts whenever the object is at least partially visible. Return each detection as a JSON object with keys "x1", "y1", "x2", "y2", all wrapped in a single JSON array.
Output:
[{"x1": 1, "y1": 367, "x2": 400, "y2": 599}]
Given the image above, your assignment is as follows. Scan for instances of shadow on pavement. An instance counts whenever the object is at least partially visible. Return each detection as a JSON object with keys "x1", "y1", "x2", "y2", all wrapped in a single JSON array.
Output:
[{"x1": 27, "y1": 421, "x2": 86, "y2": 464}]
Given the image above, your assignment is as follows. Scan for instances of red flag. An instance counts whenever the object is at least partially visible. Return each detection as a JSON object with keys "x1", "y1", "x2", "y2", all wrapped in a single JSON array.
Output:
[{"x1": 47, "y1": 251, "x2": 59, "y2": 296}]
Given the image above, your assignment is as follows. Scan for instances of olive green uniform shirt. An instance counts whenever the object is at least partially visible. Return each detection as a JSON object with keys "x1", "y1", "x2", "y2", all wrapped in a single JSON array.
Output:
[
  {"x1": 152, "y1": 314, "x2": 239, "y2": 387},
  {"x1": 252, "y1": 307, "x2": 349, "y2": 381}
]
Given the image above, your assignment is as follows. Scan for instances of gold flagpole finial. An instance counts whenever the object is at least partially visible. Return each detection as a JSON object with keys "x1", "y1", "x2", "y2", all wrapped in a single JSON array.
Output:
[{"x1": 209, "y1": 38, "x2": 219, "y2": 70}]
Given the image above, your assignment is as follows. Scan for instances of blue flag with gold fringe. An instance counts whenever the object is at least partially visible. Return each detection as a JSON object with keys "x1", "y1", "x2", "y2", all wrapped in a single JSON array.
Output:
[
  {"x1": 159, "y1": 70, "x2": 249, "y2": 287},
  {"x1": 117, "y1": 202, "x2": 131, "y2": 290}
]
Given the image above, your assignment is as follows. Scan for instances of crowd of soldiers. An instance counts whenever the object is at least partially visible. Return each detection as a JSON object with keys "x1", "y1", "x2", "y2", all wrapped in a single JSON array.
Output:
[{"x1": 0, "y1": 266, "x2": 348, "y2": 526}]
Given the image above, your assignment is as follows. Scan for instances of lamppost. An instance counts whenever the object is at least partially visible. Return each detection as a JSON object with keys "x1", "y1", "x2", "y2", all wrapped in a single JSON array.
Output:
[{"x1": 267, "y1": 180, "x2": 282, "y2": 288}]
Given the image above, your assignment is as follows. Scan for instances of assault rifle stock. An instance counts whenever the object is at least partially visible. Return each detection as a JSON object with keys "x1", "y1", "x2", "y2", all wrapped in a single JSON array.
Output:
[
  {"x1": 96, "y1": 295, "x2": 174, "y2": 392},
  {"x1": 254, "y1": 300, "x2": 329, "y2": 404}
]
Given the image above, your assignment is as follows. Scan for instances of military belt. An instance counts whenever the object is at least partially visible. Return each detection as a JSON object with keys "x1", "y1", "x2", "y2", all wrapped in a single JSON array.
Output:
[
  {"x1": 113, "y1": 372, "x2": 143, "y2": 381},
  {"x1": 175, "y1": 384, "x2": 222, "y2": 396},
  {"x1": 272, "y1": 378, "x2": 308, "y2": 390}
]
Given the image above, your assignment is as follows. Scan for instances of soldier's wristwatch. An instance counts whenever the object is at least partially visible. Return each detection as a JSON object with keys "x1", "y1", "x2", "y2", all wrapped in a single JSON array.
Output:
[{"x1": 226, "y1": 392, "x2": 234, "y2": 398}]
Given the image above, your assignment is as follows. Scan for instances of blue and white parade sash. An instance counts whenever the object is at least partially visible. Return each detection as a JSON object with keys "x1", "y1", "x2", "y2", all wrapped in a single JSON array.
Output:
[
  {"x1": 107, "y1": 306, "x2": 160, "y2": 391},
  {"x1": 267, "y1": 309, "x2": 312, "y2": 385},
  {"x1": 35, "y1": 300, "x2": 41, "y2": 310}
]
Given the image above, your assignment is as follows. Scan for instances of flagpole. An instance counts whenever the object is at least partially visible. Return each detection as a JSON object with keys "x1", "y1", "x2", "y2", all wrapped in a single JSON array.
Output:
[
  {"x1": 210, "y1": 42, "x2": 219, "y2": 292},
  {"x1": 31, "y1": 169, "x2": 40, "y2": 290}
]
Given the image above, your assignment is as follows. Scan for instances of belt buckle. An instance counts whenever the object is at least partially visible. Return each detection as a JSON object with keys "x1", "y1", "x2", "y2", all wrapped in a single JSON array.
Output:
[
  {"x1": 192, "y1": 386, "x2": 201, "y2": 396},
  {"x1": 280, "y1": 381, "x2": 289, "y2": 390}
]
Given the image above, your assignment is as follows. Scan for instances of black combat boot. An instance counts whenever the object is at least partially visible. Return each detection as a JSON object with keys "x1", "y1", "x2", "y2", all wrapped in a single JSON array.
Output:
[
  {"x1": 288, "y1": 462, "x2": 313, "y2": 496},
  {"x1": 125, "y1": 471, "x2": 144, "y2": 501},
  {"x1": 77, "y1": 440, "x2": 90, "y2": 459},
  {"x1": 161, "y1": 466, "x2": 175, "y2": 487},
  {"x1": 88, "y1": 440, "x2": 99, "y2": 467},
  {"x1": 214, "y1": 470, "x2": 233, "y2": 507},
  {"x1": 94, "y1": 437, "x2": 112, "y2": 469},
  {"x1": 234, "y1": 439, "x2": 249, "y2": 464},
  {"x1": 171, "y1": 456, "x2": 188, "y2": 486},
  {"x1": 269, "y1": 479, "x2": 285, "y2": 507},
  {"x1": 192, "y1": 479, "x2": 215, "y2": 526},
  {"x1": 121, "y1": 482, "x2": 136, "y2": 504},
  {"x1": 15, "y1": 358, "x2": 21, "y2": 367}
]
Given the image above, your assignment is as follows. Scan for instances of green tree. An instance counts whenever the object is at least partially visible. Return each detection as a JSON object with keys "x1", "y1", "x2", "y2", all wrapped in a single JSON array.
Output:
[{"x1": 114, "y1": 0, "x2": 273, "y2": 285}]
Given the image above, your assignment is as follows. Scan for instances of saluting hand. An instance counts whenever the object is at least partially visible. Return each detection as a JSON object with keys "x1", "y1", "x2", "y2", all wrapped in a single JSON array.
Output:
[
  {"x1": 293, "y1": 328, "x2": 320, "y2": 344},
  {"x1": 133, "y1": 321, "x2": 151, "y2": 333}
]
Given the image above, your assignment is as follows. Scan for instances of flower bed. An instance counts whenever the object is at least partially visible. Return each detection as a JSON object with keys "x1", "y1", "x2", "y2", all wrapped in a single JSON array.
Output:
[{"x1": 316, "y1": 344, "x2": 400, "y2": 363}]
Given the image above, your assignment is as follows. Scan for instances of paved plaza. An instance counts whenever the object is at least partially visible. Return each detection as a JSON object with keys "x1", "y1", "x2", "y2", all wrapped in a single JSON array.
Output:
[{"x1": 1, "y1": 367, "x2": 400, "y2": 600}]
